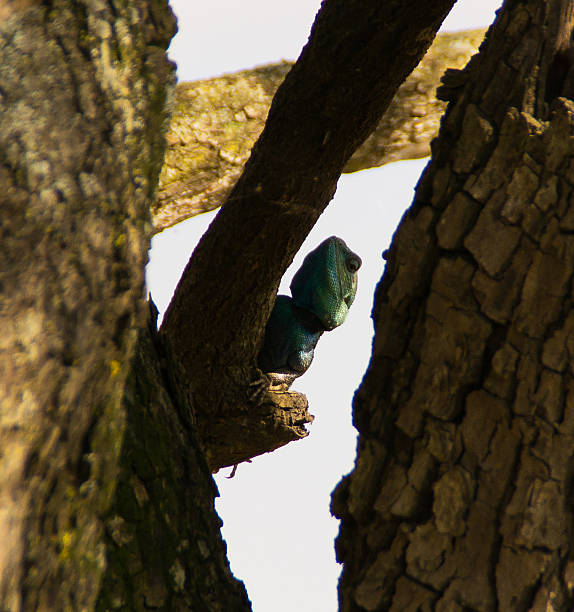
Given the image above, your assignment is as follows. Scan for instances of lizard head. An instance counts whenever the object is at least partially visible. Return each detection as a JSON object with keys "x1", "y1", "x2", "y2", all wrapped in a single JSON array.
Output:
[{"x1": 290, "y1": 236, "x2": 361, "y2": 331}]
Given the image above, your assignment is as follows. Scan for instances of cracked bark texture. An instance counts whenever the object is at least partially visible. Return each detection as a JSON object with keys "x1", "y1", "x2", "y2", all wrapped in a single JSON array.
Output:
[
  {"x1": 333, "y1": 1, "x2": 574, "y2": 610},
  {"x1": 161, "y1": 0, "x2": 458, "y2": 474},
  {"x1": 0, "y1": 2, "x2": 248, "y2": 610},
  {"x1": 154, "y1": 29, "x2": 486, "y2": 232}
]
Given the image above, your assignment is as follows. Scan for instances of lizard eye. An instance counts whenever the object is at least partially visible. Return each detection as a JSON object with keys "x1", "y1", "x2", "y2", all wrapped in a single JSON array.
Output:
[{"x1": 346, "y1": 255, "x2": 362, "y2": 273}]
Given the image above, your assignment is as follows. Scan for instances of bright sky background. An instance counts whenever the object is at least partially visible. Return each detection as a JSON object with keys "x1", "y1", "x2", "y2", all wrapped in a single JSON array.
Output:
[{"x1": 147, "y1": 2, "x2": 503, "y2": 610}]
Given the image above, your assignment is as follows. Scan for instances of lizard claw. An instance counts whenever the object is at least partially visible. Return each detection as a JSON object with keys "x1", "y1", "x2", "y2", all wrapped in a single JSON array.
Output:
[
  {"x1": 266, "y1": 372, "x2": 296, "y2": 390},
  {"x1": 248, "y1": 373, "x2": 271, "y2": 403},
  {"x1": 248, "y1": 371, "x2": 294, "y2": 403}
]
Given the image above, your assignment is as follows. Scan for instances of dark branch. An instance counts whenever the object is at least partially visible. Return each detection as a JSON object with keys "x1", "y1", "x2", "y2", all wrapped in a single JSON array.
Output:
[{"x1": 161, "y1": 0, "x2": 458, "y2": 466}]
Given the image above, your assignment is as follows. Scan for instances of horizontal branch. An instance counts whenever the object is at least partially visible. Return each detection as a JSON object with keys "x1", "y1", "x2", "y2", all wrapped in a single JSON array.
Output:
[{"x1": 153, "y1": 29, "x2": 486, "y2": 232}]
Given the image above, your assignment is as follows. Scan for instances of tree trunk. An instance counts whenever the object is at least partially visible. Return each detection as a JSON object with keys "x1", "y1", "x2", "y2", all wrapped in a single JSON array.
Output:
[
  {"x1": 333, "y1": 1, "x2": 574, "y2": 610},
  {"x1": 0, "y1": 2, "x2": 248, "y2": 609}
]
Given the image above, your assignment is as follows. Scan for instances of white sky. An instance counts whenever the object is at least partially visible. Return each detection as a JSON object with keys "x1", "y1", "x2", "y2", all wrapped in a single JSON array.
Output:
[{"x1": 146, "y1": 2, "x2": 503, "y2": 610}]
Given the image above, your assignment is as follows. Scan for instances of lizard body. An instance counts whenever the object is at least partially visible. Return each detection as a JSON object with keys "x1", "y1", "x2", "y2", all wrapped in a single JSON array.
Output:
[{"x1": 258, "y1": 236, "x2": 361, "y2": 386}]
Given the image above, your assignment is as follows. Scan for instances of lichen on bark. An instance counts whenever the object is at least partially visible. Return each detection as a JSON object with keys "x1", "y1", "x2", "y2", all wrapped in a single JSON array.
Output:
[{"x1": 0, "y1": 1, "x2": 176, "y2": 608}]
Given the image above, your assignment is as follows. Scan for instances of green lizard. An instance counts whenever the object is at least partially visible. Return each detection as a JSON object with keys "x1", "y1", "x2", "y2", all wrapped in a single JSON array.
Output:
[{"x1": 258, "y1": 236, "x2": 361, "y2": 386}]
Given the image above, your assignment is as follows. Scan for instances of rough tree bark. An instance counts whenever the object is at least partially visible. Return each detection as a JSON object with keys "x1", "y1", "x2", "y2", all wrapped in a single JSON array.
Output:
[
  {"x1": 153, "y1": 29, "x2": 486, "y2": 232},
  {"x1": 14, "y1": 0, "x2": 573, "y2": 609},
  {"x1": 161, "y1": 0, "x2": 458, "y2": 472},
  {"x1": 97, "y1": 307, "x2": 251, "y2": 610},
  {"x1": 0, "y1": 2, "x2": 248, "y2": 609},
  {"x1": 333, "y1": 1, "x2": 574, "y2": 610}
]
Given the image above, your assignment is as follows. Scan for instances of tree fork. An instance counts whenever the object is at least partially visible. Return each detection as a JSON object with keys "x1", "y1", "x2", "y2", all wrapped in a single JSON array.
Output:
[{"x1": 161, "y1": 0, "x2": 458, "y2": 471}]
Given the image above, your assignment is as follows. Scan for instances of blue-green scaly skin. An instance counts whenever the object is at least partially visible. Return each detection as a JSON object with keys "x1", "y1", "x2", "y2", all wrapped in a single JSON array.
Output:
[
  {"x1": 257, "y1": 296, "x2": 323, "y2": 378},
  {"x1": 258, "y1": 236, "x2": 361, "y2": 383},
  {"x1": 291, "y1": 236, "x2": 361, "y2": 330}
]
